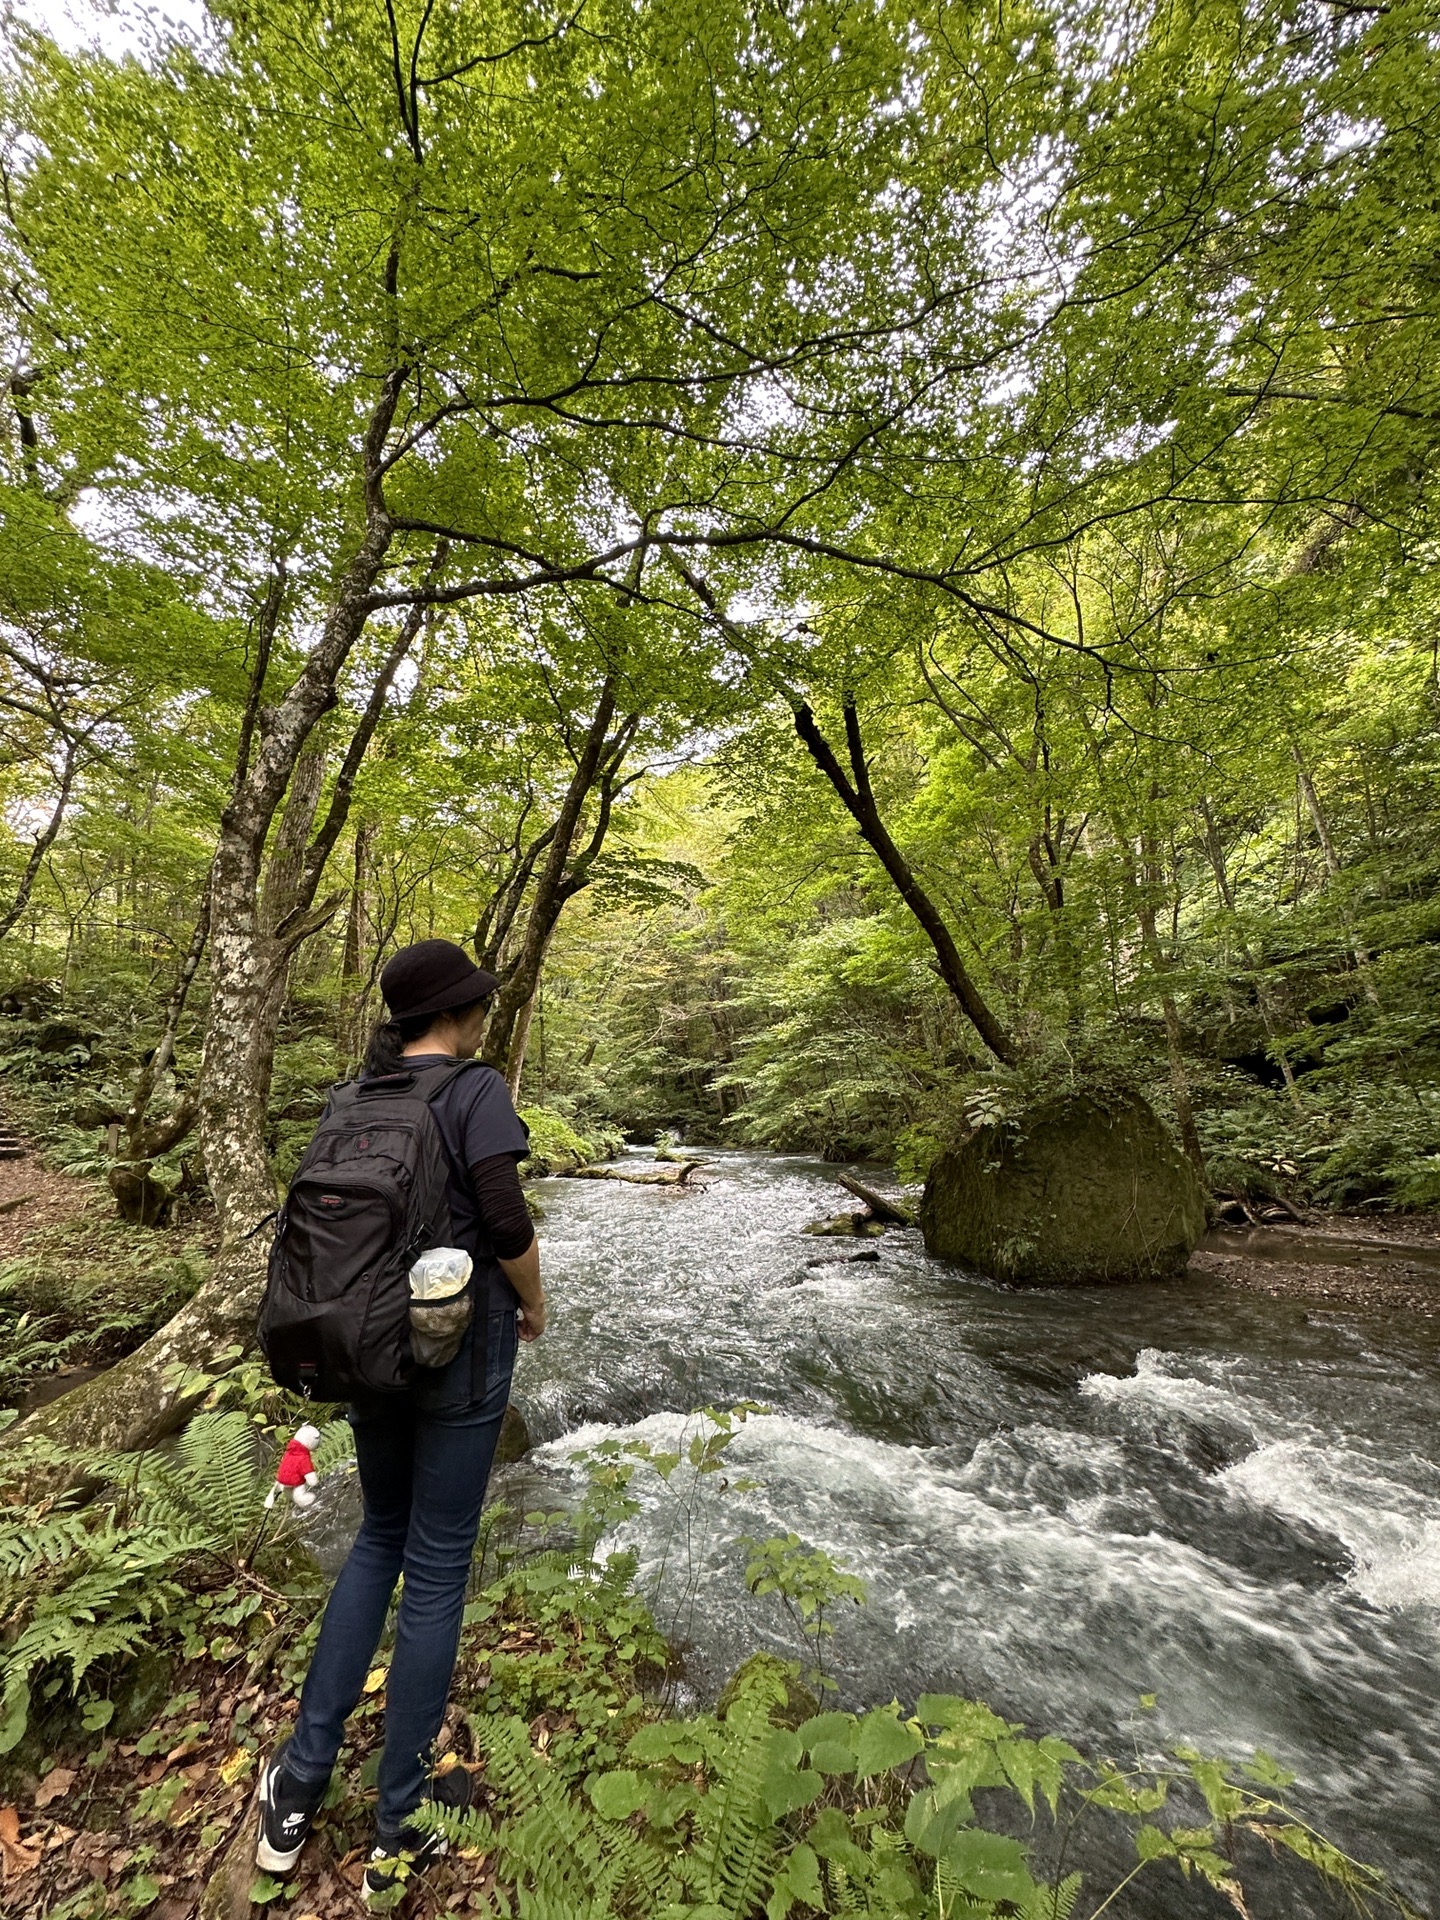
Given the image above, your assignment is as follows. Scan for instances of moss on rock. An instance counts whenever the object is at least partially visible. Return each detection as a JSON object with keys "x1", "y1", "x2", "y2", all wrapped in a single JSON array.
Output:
[{"x1": 920, "y1": 1090, "x2": 1205, "y2": 1285}]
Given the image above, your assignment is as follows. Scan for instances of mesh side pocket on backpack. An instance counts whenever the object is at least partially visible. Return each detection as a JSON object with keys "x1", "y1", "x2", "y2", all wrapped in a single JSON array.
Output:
[{"x1": 408, "y1": 1292, "x2": 473, "y2": 1369}]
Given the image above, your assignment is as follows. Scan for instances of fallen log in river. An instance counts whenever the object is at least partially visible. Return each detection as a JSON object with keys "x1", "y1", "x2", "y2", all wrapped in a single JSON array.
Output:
[
  {"x1": 567, "y1": 1158, "x2": 709, "y2": 1187},
  {"x1": 835, "y1": 1171, "x2": 915, "y2": 1226},
  {"x1": 803, "y1": 1173, "x2": 915, "y2": 1237}
]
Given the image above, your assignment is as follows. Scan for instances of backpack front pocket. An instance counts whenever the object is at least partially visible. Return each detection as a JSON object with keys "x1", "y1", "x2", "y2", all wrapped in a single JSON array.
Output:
[{"x1": 283, "y1": 1177, "x2": 399, "y2": 1303}]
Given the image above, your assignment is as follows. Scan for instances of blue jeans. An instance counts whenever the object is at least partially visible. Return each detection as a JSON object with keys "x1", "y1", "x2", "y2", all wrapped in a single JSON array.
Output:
[{"x1": 286, "y1": 1304, "x2": 518, "y2": 1837}]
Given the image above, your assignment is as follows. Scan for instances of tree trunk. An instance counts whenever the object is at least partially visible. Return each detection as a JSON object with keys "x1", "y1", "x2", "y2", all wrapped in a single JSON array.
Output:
[
  {"x1": 1291, "y1": 744, "x2": 1381, "y2": 1005},
  {"x1": 250, "y1": 737, "x2": 329, "y2": 1108},
  {"x1": 1293, "y1": 746, "x2": 1342, "y2": 879},
  {"x1": 198, "y1": 396, "x2": 412, "y2": 1250},
  {"x1": 794, "y1": 700, "x2": 1017, "y2": 1065},
  {"x1": 1158, "y1": 986, "x2": 1204, "y2": 1175},
  {"x1": 340, "y1": 818, "x2": 378, "y2": 1064},
  {"x1": 341, "y1": 823, "x2": 370, "y2": 980},
  {"x1": 480, "y1": 678, "x2": 637, "y2": 1070},
  {"x1": 0, "y1": 735, "x2": 77, "y2": 939},
  {"x1": 3, "y1": 377, "x2": 414, "y2": 1474},
  {"x1": 505, "y1": 987, "x2": 538, "y2": 1102},
  {"x1": 1026, "y1": 819, "x2": 1085, "y2": 1031},
  {"x1": 123, "y1": 883, "x2": 211, "y2": 1157},
  {"x1": 1130, "y1": 842, "x2": 1206, "y2": 1182},
  {"x1": 835, "y1": 1171, "x2": 914, "y2": 1225}
]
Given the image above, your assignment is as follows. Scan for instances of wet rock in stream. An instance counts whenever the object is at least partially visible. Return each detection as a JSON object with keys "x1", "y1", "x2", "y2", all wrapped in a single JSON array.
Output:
[{"x1": 494, "y1": 1399, "x2": 532, "y2": 1465}]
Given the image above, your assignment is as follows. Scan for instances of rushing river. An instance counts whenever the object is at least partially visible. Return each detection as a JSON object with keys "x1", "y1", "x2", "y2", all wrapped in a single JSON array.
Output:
[
  {"x1": 304, "y1": 1145, "x2": 1440, "y2": 1909},
  {"x1": 500, "y1": 1148, "x2": 1440, "y2": 1912}
]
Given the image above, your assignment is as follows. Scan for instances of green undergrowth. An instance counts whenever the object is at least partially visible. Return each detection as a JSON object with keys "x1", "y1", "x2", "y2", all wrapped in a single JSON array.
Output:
[
  {"x1": 889, "y1": 1042, "x2": 1440, "y2": 1216},
  {"x1": 1199, "y1": 1079, "x2": 1440, "y2": 1213},
  {"x1": 0, "y1": 1211, "x2": 210, "y2": 1413},
  {"x1": 0, "y1": 1010, "x2": 192, "y2": 1177},
  {"x1": 519, "y1": 1103, "x2": 626, "y2": 1175},
  {"x1": 0, "y1": 1398, "x2": 1418, "y2": 1920},
  {"x1": 421, "y1": 1669, "x2": 1410, "y2": 1920}
]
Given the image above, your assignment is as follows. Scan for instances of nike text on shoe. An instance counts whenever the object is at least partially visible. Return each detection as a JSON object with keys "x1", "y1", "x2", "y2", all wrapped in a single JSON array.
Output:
[
  {"x1": 362, "y1": 1764, "x2": 474, "y2": 1903},
  {"x1": 254, "y1": 1738, "x2": 327, "y2": 1874}
]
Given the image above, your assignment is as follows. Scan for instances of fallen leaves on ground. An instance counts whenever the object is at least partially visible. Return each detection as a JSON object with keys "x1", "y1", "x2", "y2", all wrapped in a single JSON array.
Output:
[
  {"x1": 0, "y1": 1604, "x2": 576, "y2": 1920},
  {"x1": 0, "y1": 1805, "x2": 42, "y2": 1881},
  {"x1": 33, "y1": 1766, "x2": 75, "y2": 1809}
]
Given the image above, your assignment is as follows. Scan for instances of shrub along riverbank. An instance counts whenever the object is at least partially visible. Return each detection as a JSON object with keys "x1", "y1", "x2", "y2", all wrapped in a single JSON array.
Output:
[{"x1": 0, "y1": 1399, "x2": 1418, "y2": 1920}]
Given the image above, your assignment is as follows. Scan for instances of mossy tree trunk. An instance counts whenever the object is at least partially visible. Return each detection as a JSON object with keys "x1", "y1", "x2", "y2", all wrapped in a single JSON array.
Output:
[
  {"x1": 1, "y1": 380, "x2": 428, "y2": 1475},
  {"x1": 478, "y1": 674, "x2": 640, "y2": 1076},
  {"x1": 1128, "y1": 817, "x2": 1207, "y2": 1183}
]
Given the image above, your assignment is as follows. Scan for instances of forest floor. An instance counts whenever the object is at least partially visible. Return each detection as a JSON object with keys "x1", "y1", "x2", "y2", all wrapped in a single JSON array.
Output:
[
  {"x1": 0, "y1": 1619, "x2": 556, "y2": 1920},
  {"x1": 0, "y1": 1144, "x2": 94, "y2": 1263},
  {"x1": 0, "y1": 1106, "x2": 219, "y2": 1418}
]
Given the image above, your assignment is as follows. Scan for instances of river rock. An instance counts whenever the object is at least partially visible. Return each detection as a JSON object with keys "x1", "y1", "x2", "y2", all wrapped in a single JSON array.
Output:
[
  {"x1": 495, "y1": 1401, "x2": 532, "y2": 1466},
  {"x1": 920, "y1": 1090, "x2": 1205, "y2": 1285},
  {"x1": 802, "y1": 1210, "x2": 882, "y2": 1237}
]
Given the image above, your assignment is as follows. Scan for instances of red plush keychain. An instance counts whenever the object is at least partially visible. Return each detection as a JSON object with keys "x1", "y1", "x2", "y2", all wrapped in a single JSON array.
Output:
[{"x1": 264, "y1": 1421, "x2": 323, "y2": 1510}]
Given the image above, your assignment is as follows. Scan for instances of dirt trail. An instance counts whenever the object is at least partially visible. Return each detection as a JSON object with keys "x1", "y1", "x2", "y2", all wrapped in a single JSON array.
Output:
[{"x1": 0, "y1": 1138, "x2": 101, "y2": 1263}]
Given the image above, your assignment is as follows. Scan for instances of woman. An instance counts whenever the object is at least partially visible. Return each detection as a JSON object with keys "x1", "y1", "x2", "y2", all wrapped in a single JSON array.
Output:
[{"x1": 254, "y1": 938, "x2": 546, "y2": 1898}]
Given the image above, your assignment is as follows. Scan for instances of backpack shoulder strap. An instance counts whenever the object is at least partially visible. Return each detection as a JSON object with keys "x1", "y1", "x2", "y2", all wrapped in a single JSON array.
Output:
[
  {"x1": 401, "y1": 1058, "x2": 487, "y2": 1194},
  {"x1": 409, "y1": 1057, "x2": 488, "y2": 1103}
]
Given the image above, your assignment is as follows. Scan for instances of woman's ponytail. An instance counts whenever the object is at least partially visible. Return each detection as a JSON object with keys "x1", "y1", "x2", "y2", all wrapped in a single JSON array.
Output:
[
  {"x1": 362, "y1": 1013, "x2": 430, "y2": 1077},
  {"x1": 361, "y1": 993, "x2": 492, "y2": 1078}
]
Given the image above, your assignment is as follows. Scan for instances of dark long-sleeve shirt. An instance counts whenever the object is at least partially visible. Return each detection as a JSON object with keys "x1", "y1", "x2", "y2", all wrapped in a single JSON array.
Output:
[
  {"x1": 469, "y1": 1151, "x2": 536, "y2": 1261},
  {"x1": 389, "y1": 1054, "x2": 534, "y2": 1306}
]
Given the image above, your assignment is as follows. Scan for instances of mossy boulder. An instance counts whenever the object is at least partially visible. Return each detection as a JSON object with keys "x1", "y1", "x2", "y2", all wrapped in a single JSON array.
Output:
[{"x1": 920, "y1": 1090, "x2": 1205, "y2": 1285}]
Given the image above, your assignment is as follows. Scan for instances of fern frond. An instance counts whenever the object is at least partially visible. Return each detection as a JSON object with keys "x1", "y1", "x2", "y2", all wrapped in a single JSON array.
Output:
[
  {"x1": 468, "y1": 1713, "x2": 675, "y2": 1918},
  {"x1": 311, "y1": 1418, "x2": 356, "y2": 1476},
  {"x1": 595, "y1": 1550, "x2": 640, "y2": 1605},
  {"x1": 0, "y1": 1508, "x2": 92, "y2": 1578},
  {"x1": 92, "y1": 1410, "x2": 265, "y2": 1557},
  {"x1": 171, "y1": 1410, "x2": 266, "y2": 1549},
  {"x1": 1046, "y1": 1871, "x2": 1084, "y2": 1920},
  {"x1": 690, "y1": 1670, "x2": 783, "y2": 1914}
]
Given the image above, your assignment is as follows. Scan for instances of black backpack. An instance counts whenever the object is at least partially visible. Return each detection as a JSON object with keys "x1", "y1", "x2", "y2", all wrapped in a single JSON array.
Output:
[{"x1": 257, "y1": 1060, "x2": 476, "y2": 1401}]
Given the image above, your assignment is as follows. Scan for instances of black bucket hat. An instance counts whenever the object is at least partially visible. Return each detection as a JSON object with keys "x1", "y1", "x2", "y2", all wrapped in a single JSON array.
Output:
[{"x1": 380, "y1": 939, "x2": 499, "y2": 1023}]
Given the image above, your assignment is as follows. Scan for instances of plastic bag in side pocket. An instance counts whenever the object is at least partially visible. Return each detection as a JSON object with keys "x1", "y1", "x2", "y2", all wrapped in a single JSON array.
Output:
[{"x1": 408, "y1": 1247, "x2": 474, "y2": 1369}]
